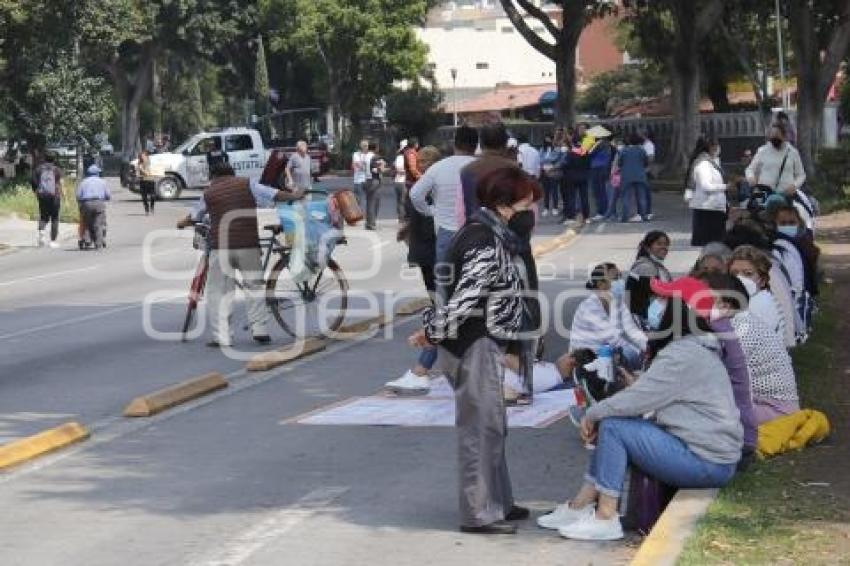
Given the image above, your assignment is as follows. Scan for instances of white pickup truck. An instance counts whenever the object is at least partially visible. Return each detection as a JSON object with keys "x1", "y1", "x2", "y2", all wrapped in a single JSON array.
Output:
[{"x1": 128, "y1": 128, "x2": 270, "y2": 199}]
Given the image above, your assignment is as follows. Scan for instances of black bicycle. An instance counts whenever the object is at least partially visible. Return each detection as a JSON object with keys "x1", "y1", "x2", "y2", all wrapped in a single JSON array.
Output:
[{"x1": 181, "y1": 190, "x2": 349, "y2": 340}]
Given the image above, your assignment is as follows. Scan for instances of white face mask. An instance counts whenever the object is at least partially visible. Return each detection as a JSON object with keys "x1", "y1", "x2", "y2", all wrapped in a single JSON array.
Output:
[{"x1": 737, "y1": 275, "x2": 758, "y2": 298}]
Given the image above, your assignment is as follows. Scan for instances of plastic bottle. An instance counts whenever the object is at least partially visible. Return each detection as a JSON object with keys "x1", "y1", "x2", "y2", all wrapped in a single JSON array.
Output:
[{"x1": 596, "y1": 344, "x2": 614, "y2": 383}]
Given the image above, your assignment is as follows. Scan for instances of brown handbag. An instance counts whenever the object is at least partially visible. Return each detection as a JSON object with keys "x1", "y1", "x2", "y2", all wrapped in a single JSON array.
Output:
[{"x1": 333, "y1": 189, "x2": 364, "y2": 225}]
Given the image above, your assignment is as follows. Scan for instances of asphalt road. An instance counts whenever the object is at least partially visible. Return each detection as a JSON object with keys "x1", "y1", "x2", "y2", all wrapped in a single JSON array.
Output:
[{"x1": 0, "y1": 177, "x2": 699, "y2": 566}]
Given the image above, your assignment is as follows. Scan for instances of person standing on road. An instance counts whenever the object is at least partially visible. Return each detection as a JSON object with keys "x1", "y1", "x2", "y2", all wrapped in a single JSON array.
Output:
[
  {"x1": 76, "y1": 165, "x2": 111, "y2": 250},
  {"x1": 31, "y1": 154, "x2": 63, "y2": 248},
  {"x1": 561, "y1": 123, "x2": 594, "y2": 225},
  {"x1": 540, "y1": 133, "x2": 564, "y2": 217},
  {"x1": 516, "y1": 134, "x2": 541, "y2": 180},
  {"x1": 138, "y1": 150, "x2": 156, "y2": 216},
  {"x1": 285, "y1": 140, "x2": 313, "y2": 191},
  {"x1": 364, "y1": 142, "x2": 385, "y2": 231},
  {"x1": 410, "y1": 165, "x2": 542, "y2": 535},
  {"x1": 176, "y1": 151, "x2": 304, "y2": 348},
  {"x1": 616, "y1": 133, "x2": 650, "y2": 223},
  {"x1": 403, "y1": 137, "x2": 422, "y2": 198},
  {"x1": 688, "y1": 137, "x2": 729, "y2": 247},
  {"x1": 351, "y1": 140, "x2": 372, "y2": 208},
  {"x1": 385, "y1": 146, "x2": 444, "y2": 395},
  {"x1": 587, "y1": 129, "x2": 613, "y2": 222},
  {"x1": 393, "y1": 140, "x2": 408, "y2": 222},
  {"x1": 641, "y1": 131, "x2": 656, "y2": 219},
  {"x1": 410, "y1": 126, "x2": 478, "y2": 277}
]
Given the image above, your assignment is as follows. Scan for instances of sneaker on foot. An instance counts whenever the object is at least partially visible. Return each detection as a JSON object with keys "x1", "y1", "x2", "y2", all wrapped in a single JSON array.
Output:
[
  {"x1": 384, "y1": 370, "x2": 430, "y2": 395},
  {"x1": 627, "y1": 214, "x2": 643, "y2": 223},
  {"x1": 647, "y1": 213, "x2": 655, "y2": 220},
  {"x1": 537, "y1": 503, "x2": 595, "y2": 530},
  {"x1": 541, "y1": 209, "x2": 549, "y2": 217},
  {"x1": 48, "y1": 241, "x2": 60, "y2": 249},
  {"x1": 558, "y1": 512, "x2": 624, "y2": 541},
  {"x1": 562, "y1": 218, "x2": 577, "y2": 226},
  {"x1": 590, "y1": 214, "x2": 605, "y2": 223}
]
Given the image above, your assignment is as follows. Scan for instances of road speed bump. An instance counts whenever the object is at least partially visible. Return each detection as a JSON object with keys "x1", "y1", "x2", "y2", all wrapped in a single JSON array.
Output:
[
  {"x1": 246, "y1": 336, "x2": 328, "y2": 372},
  {"x1": 334, "y1": 313, "x2": 394, "y2": 338},
  {"x1": 123, "y1": 372, "x2": 228, "y2": 417},
  {"x1": 395, "y1": 297, "x2": 432, "y2": 316},
  {"x1": 0, "y1": 421, "x2": 90, "y2": 470},
  {"x1": 532, "y1": 228, "x2": 577, "y2": 258}
]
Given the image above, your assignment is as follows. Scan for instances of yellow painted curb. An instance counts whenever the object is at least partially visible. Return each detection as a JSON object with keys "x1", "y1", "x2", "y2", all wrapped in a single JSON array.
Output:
[
  {"x1": 0, "y1": 421, "x2": 90, "y2": 470},
  {"x1": 246, "y1": 336, "x2": 328, "y2": 372},
  {"x1": 394, "y1": 297, "x2": 432, "y2": 316},
  {"x1": 631, "y1": 488, "x2": 718, "y2": 566},
  {"x1": 532, "y1": 228, "x2": 578, "y2": 258},
  {"x1": 124, "y1": 372, "x2": 228, "y2": 417}
]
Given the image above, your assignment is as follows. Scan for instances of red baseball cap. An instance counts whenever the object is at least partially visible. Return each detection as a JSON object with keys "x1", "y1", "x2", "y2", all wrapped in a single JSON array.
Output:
[{"x1": 650, "y1": 276, "x2": 715, "y2": 318}]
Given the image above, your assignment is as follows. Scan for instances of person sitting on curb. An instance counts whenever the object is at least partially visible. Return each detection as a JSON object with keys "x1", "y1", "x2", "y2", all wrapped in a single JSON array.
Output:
[
  {"x1": 538, "y1": 277, "x2": 742, "y2": 541},
  {"x1": 629, "y1": 230, "x2": 672, "y2": 282},
  {"x1": 555, "y1": 263, "x2": 647, "y2": 381}
]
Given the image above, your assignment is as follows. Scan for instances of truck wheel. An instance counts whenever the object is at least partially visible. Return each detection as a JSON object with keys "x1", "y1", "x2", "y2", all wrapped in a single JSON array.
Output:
[{"x1": 156, "y1": 176, "x2": 182, "y2": 200}]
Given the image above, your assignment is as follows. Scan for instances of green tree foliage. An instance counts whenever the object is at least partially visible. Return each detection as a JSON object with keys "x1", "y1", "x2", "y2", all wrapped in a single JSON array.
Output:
[
  {"x1": 263, "y1": 0, "x2": 430, "y2": 142},
  {"x1": 385, "y1": 83, "x2": 443, "y2": 140},
  {"x1": 577, "y1": 63, "x2": 666, "y2": 116}
]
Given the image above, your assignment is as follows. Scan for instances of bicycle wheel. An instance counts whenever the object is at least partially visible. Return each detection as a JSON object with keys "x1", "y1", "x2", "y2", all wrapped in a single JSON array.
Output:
[
  {"x1": 182, "y1": 255, "x2": 208, "y2": 341},
  {"x1": 266, "y1": 257, "x2": 348, "y2": 338}
]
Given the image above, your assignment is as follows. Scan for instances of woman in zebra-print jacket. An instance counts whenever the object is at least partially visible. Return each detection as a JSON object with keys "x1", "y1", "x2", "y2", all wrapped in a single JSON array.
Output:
[{"x1": 410, "y1": 165, "x2": 542, "y2": 535}]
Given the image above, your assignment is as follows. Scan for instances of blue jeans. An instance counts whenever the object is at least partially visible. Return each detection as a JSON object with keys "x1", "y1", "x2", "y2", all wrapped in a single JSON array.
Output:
[
  {"x1": 542, "y1": 176, "x2": 560, "y2": 211},
  {"x1": 353, "y1": 182, "x2": 366, "y2": 209},
  {"x1": 620, "y1": 181, "x2": 650, "y2": 221},
  {"x1": 421, "y1": 227, "x2": 456, "y2": 372},
  {"x1": 590, "y1": 168, "x2": 609, "y2": 217},
  {"x1": 586, "y1": 417, "x2": 737, "y2": 497},
  {"x1": 418, "y1": 346, "x2": 438, "y2": 369}
]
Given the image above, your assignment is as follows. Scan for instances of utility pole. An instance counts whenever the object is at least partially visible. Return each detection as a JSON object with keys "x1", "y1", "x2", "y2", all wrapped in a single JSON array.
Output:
[{"x1": 451, "y1": 68, "x2": 458, "y2": 127}]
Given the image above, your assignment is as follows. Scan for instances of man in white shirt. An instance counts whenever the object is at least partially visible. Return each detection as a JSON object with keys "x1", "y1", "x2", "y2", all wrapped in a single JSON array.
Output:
[
  {"x1": 516, "y1": 134, "x2": 541, "y2": 179},
  {"x1": 393, "y1": 139, "x2": 408, "y2": 221},
  {"x1": 351, "y1": 139, "x2": 372, "y2": 208},
  {"x1": 409, "y1": 126, "x2": 478, "y2": 264},
  {"x1": 745, "y1": 123, "x2": 813, "y2": 231}
]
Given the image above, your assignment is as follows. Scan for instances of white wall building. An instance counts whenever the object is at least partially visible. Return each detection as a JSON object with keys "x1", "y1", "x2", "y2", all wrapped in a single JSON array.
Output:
[{"x1": 417, "y1": 2, "x2": 558, "y2": 90}]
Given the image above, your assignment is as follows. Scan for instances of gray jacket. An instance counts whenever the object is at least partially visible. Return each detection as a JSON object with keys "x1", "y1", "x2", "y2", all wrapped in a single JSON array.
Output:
[{"x1": 587, "y1": 334, "x2": 743, "y2": 465}]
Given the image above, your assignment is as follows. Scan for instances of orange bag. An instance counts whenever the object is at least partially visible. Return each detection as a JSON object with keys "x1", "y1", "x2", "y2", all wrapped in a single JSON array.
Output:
[{"x1": 334, "y1": 189, "x2": 364, "y2": 225}]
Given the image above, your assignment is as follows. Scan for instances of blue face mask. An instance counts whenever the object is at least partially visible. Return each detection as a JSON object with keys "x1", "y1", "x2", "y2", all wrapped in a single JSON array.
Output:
[
  {"x1": 610, "y1": 278, "x2": 626, "y2": 300},
  {"x1": 647, "y1": 298, "x2": 667, "y2": 330},
  {"x1": 777, "y1": 225, "x2": 799, "y2": 238}
]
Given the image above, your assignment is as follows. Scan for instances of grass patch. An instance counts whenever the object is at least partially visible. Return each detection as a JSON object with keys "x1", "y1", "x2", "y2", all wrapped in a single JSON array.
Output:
[
  {"x1": 0, "y1": 179, "x2": 79, "y2": 223},
  {"x1": 678, "y1": 285, "x2": 849, "y2": 565}
]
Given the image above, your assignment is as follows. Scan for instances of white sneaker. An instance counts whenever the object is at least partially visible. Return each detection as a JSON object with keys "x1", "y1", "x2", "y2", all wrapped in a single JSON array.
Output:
[
  {"x1": 628, "y1": 214, "x2": 643, "y2": 223},
  {"x1": 647, "y1": 213, "x2": 655, "y2": 221},
  {"x1": 558, "y1": 512, "x2": 624, "y2": 541},
  {"x1": 37, "y1": 231, "x2": 46, "y2": 247},
  {"x1": 48, "y1": 241, "x2": 60, "y2": 249},
  {"x1": 536, "y1": 503, "x2": 594, "y2": 530},
  {"x1": 562, "y1": 218, "x2": 577, "y2": 226},
  {"x1": 541, "y1": 209, "x2": 549, "y2": 217},
  {"x1": 384, "y1": 370, "x2": 430, "y2": 395},
  {"x1": 590, "y1": 214, "x2": 605, "y2": 223}
]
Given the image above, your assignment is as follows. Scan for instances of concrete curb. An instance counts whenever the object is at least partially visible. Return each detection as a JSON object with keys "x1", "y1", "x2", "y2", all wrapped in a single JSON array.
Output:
[
  {"x1": 532, "y1": 228, "x2": 578, "y2": 258},
  {"x1": 246, "y1": 337, "x2": 328, "y2": 372},
  {"x1": 334, "y1": 313, "x2": 394, "y2": 337},
  {"x1": 630, "y1": 488, "x2": 718, "y2": 566},
  {"x1": 0, "y1": 422, "x2": 90, "y2": 470},
  {"x1": 123, "y1": 373, "x2": 228, "y2": 417},
  {"x1": 394, "y1": 297, "x2": 432, "y2": 316}
]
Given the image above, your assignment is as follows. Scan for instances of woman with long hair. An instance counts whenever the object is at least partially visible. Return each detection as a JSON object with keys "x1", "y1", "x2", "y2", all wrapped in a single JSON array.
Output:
[
  {"x1": 630, "y1": 230, "x2": 672, "y2": 282},
  {"x1": 688, "y1": 136, "x2": 728, "y2": 246}
]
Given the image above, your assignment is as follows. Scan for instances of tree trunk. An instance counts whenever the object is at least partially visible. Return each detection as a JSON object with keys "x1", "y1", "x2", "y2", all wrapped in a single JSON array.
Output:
[
  {"x1": 796, "y1": 75, "x2": 824, "y2": 178},
  {"x1": 114, "y1": 46, "x2": 156, "y2": 161},
  {"x1": 668, "y1": 48, "x2": 701, "y2": 172},
  {"x1": 554, "y1": 39, "x2": 578, "y2": 126}
]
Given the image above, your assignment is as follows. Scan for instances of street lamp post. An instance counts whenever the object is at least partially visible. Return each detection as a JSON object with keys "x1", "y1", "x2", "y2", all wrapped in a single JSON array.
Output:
[
  {"x1": 775, "y1": 0, "x2": 790, "y2": 110},
  {"x1": 450, "y1": 68, "x2": 458, "y2": 127}
]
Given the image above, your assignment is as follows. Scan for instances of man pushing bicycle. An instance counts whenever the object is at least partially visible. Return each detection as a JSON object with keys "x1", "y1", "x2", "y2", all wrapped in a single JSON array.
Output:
[{"x1": 177, "y1": 150, "x2": 304, "y2": 348}]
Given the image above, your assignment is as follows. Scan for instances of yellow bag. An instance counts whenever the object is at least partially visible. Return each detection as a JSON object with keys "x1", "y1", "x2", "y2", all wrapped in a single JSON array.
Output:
[{"x1": 757, "y1": 409, "x2": 830, "y2": 458}]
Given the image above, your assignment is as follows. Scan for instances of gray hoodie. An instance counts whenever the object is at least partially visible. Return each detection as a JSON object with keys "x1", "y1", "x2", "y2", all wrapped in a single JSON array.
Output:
[{"x1": 587, "y1": 334, "x2": 743, "y2": 465}]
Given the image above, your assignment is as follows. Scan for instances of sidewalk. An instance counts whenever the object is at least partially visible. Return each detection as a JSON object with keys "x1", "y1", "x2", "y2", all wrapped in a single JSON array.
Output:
[{"x1": 0, "y1": 215, "x2": 78, "y2": 250}]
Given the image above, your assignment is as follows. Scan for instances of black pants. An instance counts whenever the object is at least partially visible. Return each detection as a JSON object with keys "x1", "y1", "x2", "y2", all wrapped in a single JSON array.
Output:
[
  {"x1": 365, "y1": 179, "x2": 382, "y2": 230},
  {"x1": 394, "y1": 182, "x2": 407, "y2": 221},
  {"x1": 691, "y1": 209, "x2": 727, "y2": 247},
  {"x1": 79, "y1": 200, "x2": 107, "y2": 248},
  {"x1": 140, "y1": 180, "x2": 156, "y2": 214},
  {"x1": 37, "y1": 194, "x2": 61, "y2": 241},
  {"x1": 561, "y1": 172, "x2": 590, "y2": 220}
]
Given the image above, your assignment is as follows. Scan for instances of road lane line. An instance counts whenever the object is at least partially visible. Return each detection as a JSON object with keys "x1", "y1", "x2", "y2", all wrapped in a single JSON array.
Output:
[
  {"x1": 0, "y1": 265, "x2": 101, "y2": 288},
  {"x1": 188, "y1": 486, "x2": 349, "y2": 566},
  {"x1": 0, "y1": 303, "x2": 138, "y2": 341}
]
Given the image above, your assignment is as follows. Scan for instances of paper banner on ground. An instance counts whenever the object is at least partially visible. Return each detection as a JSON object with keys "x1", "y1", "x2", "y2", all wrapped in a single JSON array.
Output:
[{"x1": 292, "y1": 389, "x2": 576, "y2": 429}]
